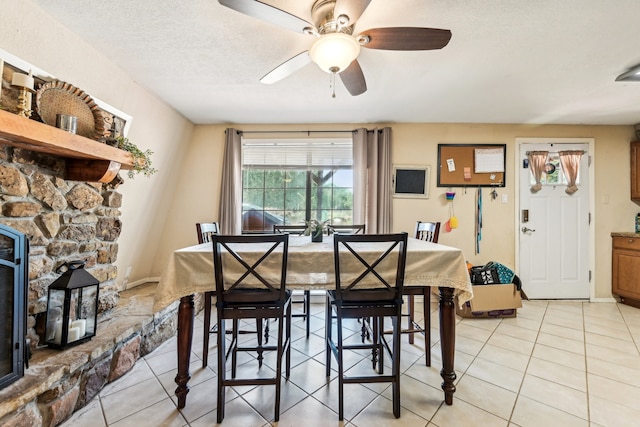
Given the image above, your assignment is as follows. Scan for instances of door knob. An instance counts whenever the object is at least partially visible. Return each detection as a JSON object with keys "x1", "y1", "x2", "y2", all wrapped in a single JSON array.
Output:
[{"x1": 522, "y1": 227, "x2": 536, "y2": 233}]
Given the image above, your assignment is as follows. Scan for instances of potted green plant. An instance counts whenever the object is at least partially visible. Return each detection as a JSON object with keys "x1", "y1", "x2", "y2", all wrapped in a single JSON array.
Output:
[
  {"x1": 114, "y1": 136, "x2": 157, "y2": 179},
  {"x1": 304, "y1": 219, "x2": 329, "y2": 242}
]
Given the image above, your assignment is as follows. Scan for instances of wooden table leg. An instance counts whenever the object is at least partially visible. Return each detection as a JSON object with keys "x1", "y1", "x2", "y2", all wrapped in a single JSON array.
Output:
[
  {"x1": 439, "y1": 287, "x2": 456, "y2": 405},
  {"x1": 175, "y1": 294, "x2": 194, "y2": 408}
]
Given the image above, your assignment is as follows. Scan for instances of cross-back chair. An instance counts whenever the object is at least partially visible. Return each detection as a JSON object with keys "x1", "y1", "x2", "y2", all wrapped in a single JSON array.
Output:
[
  {"x1": 325, "y1": 232, "x2": 408, "y2": 420},
  {"x1": 273, "y1": 224, "x2": 312, "y2": 338},
  {"x1": 327, "y1": 224, "x2": 366, "y2": 235},
  {"x1": 403, "y1": 220, "x2": 440, "y2": 366},
  {"x1": 197, "y1": 222, "x2": 220, "y2": 368},
  {"x1": 212, "y1": 233, "x2": 292, "y2": 423}
]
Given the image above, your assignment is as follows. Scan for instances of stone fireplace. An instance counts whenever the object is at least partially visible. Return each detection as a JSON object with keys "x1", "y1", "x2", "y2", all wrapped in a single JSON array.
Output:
[
  {"x1": 0, "y1": 146, "x2": 123, "y2": 348},
  {"x1": 0, "y1": 143, "x2": 178, "y2": 426}
]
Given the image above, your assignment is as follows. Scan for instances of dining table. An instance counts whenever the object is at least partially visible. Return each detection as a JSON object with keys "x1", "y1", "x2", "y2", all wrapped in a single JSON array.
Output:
[{"x1": 153, "y1": 235, "x2": 473, "y2": 409}]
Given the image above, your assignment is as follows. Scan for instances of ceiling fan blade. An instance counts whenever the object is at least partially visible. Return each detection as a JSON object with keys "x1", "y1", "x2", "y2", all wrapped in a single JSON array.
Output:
[
  {"x1": 218, "y1": 0, "x2": 314, "y2": 34},
  {"x1": 334, "y1": 0, "x2": 372, "y2": 26},
  {"x1": 359, "y1": 27, "x2": 452, "y2": 50},
  {"x1": 260, "y1": 51, "x2": 312, "y2": 84},
  {"x1": 340, "y1": 60, "x2": 367, "y2": 96}
]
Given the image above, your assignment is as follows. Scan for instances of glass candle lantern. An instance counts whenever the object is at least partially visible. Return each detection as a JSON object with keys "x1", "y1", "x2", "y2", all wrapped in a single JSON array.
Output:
[{"x1": 45, "y1": 261, "x2": 99, "y2": 349}]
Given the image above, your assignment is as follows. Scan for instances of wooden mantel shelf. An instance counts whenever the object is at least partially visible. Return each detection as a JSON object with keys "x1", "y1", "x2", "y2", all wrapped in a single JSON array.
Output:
[{"x1": 0, "y1": 109, "x2": 134, "y2": 182}]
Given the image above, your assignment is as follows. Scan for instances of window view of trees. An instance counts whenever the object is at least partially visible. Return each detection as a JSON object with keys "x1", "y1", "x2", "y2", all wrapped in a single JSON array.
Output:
[{"x1": 242, "y1": 168, "x2": 353, "y2": 232}]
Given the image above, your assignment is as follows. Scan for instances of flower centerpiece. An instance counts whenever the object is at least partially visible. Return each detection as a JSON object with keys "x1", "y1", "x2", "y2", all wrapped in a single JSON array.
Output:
[{"x1": 304, "y1": 219, "x2": 329, "y2": 242}]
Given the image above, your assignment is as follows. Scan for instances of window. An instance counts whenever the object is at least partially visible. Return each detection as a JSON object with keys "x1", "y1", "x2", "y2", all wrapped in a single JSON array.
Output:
[{"x1": 241, "y1": 138, "x2": 353, "y2": 233}]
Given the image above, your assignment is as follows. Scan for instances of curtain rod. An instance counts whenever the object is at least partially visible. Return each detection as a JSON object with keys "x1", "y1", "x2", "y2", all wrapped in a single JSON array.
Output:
[
  {"x1": 239, "y1": 130, "x2": 355, "y2": 135},
  {"x1": 526, "y1": 150, "x2": 585, "y2": 155}
]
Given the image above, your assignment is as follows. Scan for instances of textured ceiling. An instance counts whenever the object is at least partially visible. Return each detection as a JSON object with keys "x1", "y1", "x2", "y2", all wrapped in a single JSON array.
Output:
[{"x1": 29, "y1": 0, "x2": 640, "y2": 125}]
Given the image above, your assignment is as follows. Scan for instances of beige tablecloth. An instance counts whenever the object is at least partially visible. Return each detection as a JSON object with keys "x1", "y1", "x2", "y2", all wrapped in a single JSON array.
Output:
[{"x1": 153, "y1": 236, "x2": 473, "y2": 312}]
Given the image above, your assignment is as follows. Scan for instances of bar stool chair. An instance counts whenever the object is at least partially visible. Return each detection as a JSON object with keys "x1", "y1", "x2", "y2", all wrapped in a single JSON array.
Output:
[
  {"x1": 273, "y1": 224, "x2": 312, "y2": 338},
  {"x1": 212, "y1": 233, "x2": 292, "y2": 423},
  {"x1": 403, "y1": 220, "x2": 440, "y2": 366},
  {"x1": 197, "y1": 222, "x2": 219, "y2": 368},
  {"x1": 325, "y1": 232, "x2": 408, "y2": 420}
]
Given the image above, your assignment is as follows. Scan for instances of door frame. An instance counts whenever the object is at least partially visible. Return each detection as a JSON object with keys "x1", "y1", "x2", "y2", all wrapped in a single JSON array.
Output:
[{"x1": 514, "y1": 137, "x2": 596, "y2": 300}]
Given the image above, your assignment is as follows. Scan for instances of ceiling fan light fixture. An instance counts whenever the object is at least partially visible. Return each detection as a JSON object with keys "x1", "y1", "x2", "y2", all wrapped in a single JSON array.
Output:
[
  {"x1": 616, "y1": 64, "x2": 640, "y2": 81},
  {"x1": 309, "y1": 32, "x2": 360, "y2": 74}
]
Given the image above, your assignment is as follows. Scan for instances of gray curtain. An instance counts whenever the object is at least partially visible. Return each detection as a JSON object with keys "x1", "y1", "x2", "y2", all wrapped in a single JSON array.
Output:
[
  {"x1": 353, "y1": 127, "x2": 393, "y2": 233},
  {"x1": 219, "y1": 128, "x2": 242, "y2": 234}
]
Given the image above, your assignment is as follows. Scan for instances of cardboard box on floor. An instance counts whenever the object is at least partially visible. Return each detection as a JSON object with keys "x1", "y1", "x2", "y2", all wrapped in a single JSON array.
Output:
[{"x1": 456, "y1": 283, "x2": 524, "y2": 318}]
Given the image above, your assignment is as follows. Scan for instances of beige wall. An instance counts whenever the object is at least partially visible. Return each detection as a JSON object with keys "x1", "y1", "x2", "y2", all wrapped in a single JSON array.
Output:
[
  {"x1": 5, "y1": 2, "x2": 637, "y2": 301},
  {"x1": 2, "y1": 1, "x2": 194, "y2": 287},
  {"x1": 153, "y1": 123, "x2": 635, "y2": 301}
]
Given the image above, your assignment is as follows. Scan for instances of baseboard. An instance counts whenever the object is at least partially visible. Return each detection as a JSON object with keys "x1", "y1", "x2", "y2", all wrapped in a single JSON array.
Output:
[
  {"x1": 589, "y1": 297, "x2": 618, "y2": 303},
  {"x1": 125, "y1": 276, "x2": 160, "y2": 289}
]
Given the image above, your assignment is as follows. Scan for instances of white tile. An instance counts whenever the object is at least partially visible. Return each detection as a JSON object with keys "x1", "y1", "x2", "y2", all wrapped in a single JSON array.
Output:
[
  {"x1": 511, "y1": 395, "x2": 588, "y2": 427},
  {"x1": 587, "y1": 373, "x2": 640, "y2": 411},
  {"x1": 351, "y1": 395, "x2": 430, "y2": 426},
  {"x1": 494, "y1": 322, "x2": 539, "y2": 342},
  {"x1": 189, "y1": 395, "x2": 267, "y2": 426},
  {"x1": 60, "y1": 398, "x2": 106, "y2": 427},
  {"x1": 101, "y1": 377, "x2": 170, "y2": 425},
  {"x1": 586, "y1": 343, "x2": 640, "y2": 369},
  {"x1": 539, "y1": 322, "x2": 584, "y2": 342},
  {"x1": 110, "y1": 398, "x2": 187, "y2": 427},
  {"x1": 61, "y1": 300, "x2": 640, "y2": 427},
  {"x1": 519, "y1": 375, "x2": 587, "y2": 420},
  {"x1": 587, "y1": 356, "x2": 640, "y2": 388},
  {"x1": 532, "y1": 343, "x2": 585, "y2": 371},
  {"x1": 589, "y1": 393, "x2": 640, "y2": 427},
  {"x1": 100, "y1": 359, "x2": 155, "y2": 397},
  {"x1": 525, "y1": 357, "x2": 586, "y2": 392},
  {"x1": 486, "y1": 332, "x2": 536, "y2": 356},
  {"x1": 430, "y1": 396, "x2": 508, "y2": 427},
  {"x1": 312, "y1": 377, "x2": 378, "y2": 421},
  {"x1": 466, "y1": 357, "x2": 525, "y2": 392},
  {"x1": 585, "y1": 331, "x2": 638, "y2": 353},
  {"x1": 535, "y1": 332, "x2": 585, "y2": 355},
  {"x1": 454, "y1": 374, "x2": 517, "y2": 420},
  {"x1": 476, "y1": 343, "x2": 530, "y2": 372}
]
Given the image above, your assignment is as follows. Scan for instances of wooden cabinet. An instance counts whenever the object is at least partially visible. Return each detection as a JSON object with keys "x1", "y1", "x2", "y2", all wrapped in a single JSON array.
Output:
[
  {"x1": 631, "y1": 141, "x2": 640, "y2": 201},
  {"x1": 612, "y1": 235, "x2": 640, "y2": 307}
]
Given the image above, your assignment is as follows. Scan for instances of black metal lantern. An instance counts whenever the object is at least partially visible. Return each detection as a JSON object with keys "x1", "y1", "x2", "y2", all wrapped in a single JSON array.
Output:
[{"x1": 45, "y1": 261, "x2": 99, "y2": 349}]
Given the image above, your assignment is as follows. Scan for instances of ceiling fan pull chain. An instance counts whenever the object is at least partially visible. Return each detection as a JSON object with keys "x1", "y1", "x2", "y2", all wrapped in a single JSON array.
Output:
[{"x1": 330, "y1": 72, "x2": 336, "y2": 98}]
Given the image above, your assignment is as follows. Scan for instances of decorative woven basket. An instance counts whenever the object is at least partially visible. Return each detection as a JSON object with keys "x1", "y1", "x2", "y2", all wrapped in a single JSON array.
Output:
[{"x1": 35, "y1": 81, "x2": 107, "y2": 140}]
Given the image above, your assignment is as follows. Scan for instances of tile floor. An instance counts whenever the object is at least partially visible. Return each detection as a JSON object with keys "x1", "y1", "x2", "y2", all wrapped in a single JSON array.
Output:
[{"x1": 61, "y1": 299, "x2": 640, "y2": 427}]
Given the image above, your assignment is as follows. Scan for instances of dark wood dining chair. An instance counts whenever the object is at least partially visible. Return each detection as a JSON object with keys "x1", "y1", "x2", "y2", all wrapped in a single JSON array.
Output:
[
  {"x1": 197, "y1": 222, "x2": 219, "y2": 368},
  {"x1": 325, "y1": 232, "x2": 408, "y2": 420},
  {"x1": 273, "y1": 224, "x2": 312, "y2": 338},
  {"x1": 327, "y1": 224, "x2": 366, "y2": 235},
  {"x1": 212, "y1": 233, "x2": 292, "y2": 423},
  {"x1": 404, "y1": 220, "x2": 440, "y2": 366}
]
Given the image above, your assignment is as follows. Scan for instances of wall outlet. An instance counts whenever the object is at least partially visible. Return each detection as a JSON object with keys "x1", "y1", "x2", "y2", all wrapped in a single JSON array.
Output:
[
  {"x1": 125, "y1": 266, "x2": 132, "y2": 279},
  {"x1": 501, "y1": 194, "x2": 508, "y2": 203}
]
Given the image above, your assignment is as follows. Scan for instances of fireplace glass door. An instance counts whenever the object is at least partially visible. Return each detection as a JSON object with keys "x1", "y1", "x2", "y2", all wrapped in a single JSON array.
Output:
[{"x1": 0, "y1": 224, "x2": 27, "y2": 390}]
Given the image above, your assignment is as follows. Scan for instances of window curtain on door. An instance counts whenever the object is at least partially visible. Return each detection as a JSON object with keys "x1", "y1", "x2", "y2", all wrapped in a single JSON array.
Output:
[
  {"x1": 527, "y1": 151, "x2": 549, "y2": 193},
  {"x1": 352, "y1": 127, "x2": 392, "y2": 233},
  {"x1": 559, "y1": 150, "x2": 584, "y2": 194},
  {"x1": 219, "y1": 128, "x2": 242, "y2": 234}
]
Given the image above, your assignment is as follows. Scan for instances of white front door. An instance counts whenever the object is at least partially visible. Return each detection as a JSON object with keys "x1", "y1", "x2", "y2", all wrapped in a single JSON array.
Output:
[{"x1": 518, "y1": 140, "x2": 591, "y2": 299}]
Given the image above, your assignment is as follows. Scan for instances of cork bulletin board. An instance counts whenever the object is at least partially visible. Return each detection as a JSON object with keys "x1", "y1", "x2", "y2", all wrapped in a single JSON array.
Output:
[{"x1": 437, "y1": 144, "x2": 506, "y2": 187}]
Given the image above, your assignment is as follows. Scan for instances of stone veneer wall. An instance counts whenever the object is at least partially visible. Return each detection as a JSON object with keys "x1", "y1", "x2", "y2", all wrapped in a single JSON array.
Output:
[
  {"x1": 0, "y1": 145, "x2": 123, "y2": 348},
  {"x1": 0, "y1": 145, "x2": 180, "y2": 426}
]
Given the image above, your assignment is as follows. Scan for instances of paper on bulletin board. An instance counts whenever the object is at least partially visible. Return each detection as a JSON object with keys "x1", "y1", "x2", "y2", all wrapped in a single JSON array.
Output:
[{"x1": 474, "y1": 148, "x2": 504, "y2": 173}]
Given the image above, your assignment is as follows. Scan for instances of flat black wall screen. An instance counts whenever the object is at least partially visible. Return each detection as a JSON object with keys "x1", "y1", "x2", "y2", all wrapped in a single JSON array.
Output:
[{"x1": 395, "y1": 169, "x2": 426, "y2": 194}]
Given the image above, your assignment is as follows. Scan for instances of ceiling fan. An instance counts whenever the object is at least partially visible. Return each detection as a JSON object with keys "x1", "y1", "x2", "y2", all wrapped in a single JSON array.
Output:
[{"x1": 218, "y1": 0, "x2": 452, "y2": 96}]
